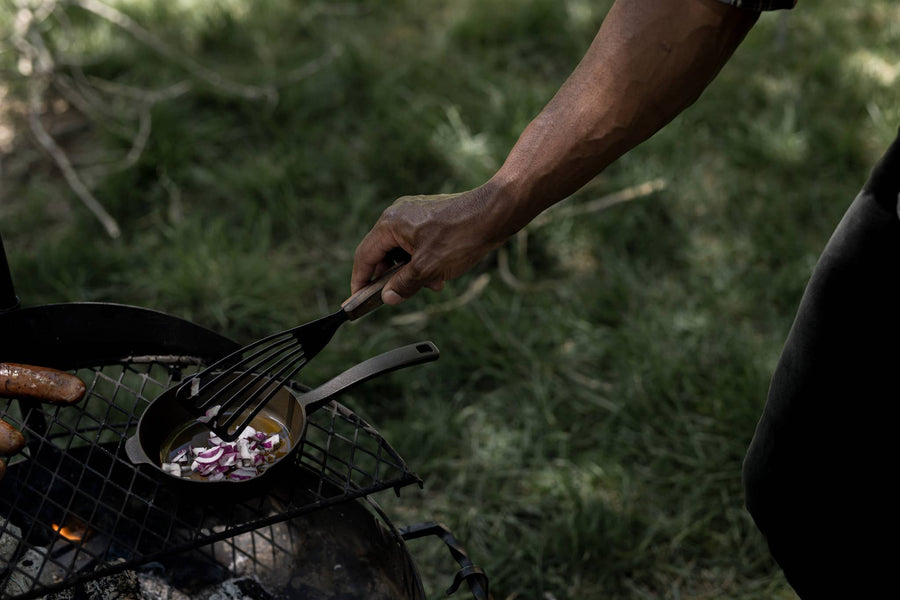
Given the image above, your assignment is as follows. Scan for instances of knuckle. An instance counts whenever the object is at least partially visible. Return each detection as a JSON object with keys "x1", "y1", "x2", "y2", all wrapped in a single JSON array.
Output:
[{"x1": 380, "y1": 205, "x2": 404, "y2": 226}]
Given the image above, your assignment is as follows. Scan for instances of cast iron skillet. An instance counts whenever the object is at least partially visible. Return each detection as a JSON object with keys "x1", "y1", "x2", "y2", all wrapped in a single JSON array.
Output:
[
  {"x1": 0, "y1": 301, "x2": 489, "y2": 599},
  {"x1": 124, "y1": 341, "x2": 439, "y2": 497}
]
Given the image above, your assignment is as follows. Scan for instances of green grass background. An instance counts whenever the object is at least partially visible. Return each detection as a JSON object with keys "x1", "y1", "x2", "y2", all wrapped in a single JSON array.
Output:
[{"x1": 2, "y1": 1, "x2": 898, "y2": 598}]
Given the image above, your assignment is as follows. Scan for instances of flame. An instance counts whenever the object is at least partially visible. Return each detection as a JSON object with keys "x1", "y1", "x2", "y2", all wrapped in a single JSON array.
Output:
[{"x1": 52, "y1": 521, "x2": 89, "y2": 543}]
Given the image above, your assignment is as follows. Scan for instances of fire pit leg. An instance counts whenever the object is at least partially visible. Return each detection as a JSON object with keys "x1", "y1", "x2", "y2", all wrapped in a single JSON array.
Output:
[
  {"x1": 0, "y1": 234, "x2": 20, "y2": 313},
  {"x1": 399, "y1": 521, "x2": 491, "y2": 600}
]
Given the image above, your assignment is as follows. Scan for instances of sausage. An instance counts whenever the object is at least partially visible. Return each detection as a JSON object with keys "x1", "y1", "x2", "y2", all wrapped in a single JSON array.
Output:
[
  {"x1": 0, "y1": 363, "x2": 86, "y2": 405},
  {"x1": 0, "y1": 419, "x2": 25, "y2": 456}
]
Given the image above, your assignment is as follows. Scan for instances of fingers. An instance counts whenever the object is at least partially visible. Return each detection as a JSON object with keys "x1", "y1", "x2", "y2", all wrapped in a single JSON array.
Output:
[
  {"x1": 352, "y1": 190, "x2": 491, "y2": 303},
  {"x1": 381, "y1": 274, "x2": 444, "y2": 305},
  {"x1": 351, "y1": 226, "x2": 401, "y2": 295},
  {"x1": 382, "y1": 288, "x2": 405, "y2": 306},
  {"x1": 354, "y1": 245, "x2": 445, "y2": 305},
  {"x1": 351, "y1": 226, "x2": 421, "y2": 305},
  {"x1": 382, "y1": 260, "x2": 437, "y2": 305}
]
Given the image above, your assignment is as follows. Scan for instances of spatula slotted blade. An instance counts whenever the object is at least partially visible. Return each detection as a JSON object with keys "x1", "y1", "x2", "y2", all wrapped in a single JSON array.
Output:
[
  {"x1": 176, "y1": 311, "x2": 346, "y2": 441},
  {"x1": 171, "y1": 261, "x2": 405, "y2": 441}
]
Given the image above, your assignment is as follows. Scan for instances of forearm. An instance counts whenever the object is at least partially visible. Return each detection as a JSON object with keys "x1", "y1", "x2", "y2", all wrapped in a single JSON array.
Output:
[
  {"x1": 351, "y1": 0, "x2": 762, "y2": 300},
  {"x1": 486, "y1": 0, "x2": 759, "y2": 234}
]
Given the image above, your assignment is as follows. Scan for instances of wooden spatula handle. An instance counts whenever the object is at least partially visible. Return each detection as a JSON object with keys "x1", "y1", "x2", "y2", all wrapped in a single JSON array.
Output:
[{"x1": 341, "y1": 262, "x2": 405, "y2": 321}]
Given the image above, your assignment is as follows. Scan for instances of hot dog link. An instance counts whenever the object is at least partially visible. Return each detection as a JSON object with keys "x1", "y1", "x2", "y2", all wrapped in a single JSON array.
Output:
[
  {"x1": 0, "y1": 362, "x2": 86, "y2": 405},
  {"x1": 0, "y1": 418, "x2": 25, "y2": 456}
]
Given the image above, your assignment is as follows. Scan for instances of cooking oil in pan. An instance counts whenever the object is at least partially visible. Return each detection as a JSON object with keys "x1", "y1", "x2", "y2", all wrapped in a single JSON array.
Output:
[{"x1": 161, "y1": 414, "x2": 291, "y2": 481}]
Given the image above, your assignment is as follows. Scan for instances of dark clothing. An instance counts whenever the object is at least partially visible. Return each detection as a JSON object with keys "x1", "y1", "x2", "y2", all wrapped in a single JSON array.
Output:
[
  {"x1": 743, "y1": 130, "x2": 900, "y2": 597},
  {"x1": 716, "y1": 0, "x2": 797, "y2": 10}
]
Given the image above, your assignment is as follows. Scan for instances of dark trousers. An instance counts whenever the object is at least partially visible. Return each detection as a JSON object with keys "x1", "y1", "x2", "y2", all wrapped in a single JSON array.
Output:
[{"x1": 743, "y1": 130, "x2": 900, "y2": 598}]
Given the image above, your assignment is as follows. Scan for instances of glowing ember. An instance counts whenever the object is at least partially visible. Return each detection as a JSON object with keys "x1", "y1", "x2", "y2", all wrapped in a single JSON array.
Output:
[{"x1": 52, "y1": 520, "x2": 89, "y2": 543}]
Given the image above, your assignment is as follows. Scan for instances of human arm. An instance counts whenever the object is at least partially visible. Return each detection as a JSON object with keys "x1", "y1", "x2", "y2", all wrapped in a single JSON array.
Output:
[{"x1": 351, "y1": 0, "x2": 761, "y2": 302}]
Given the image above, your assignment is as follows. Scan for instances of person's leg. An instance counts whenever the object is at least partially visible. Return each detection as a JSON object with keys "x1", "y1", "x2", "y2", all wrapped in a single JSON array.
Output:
[{"x1": 743, "y1": 129, "x2": 900, "y2": 597}]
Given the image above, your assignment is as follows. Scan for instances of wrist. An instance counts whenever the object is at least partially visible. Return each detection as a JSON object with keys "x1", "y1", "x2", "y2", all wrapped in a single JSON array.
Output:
[
  {"x1": 477, "y1": 173, "x2": 538, "y2": 241},
  {"x1": 484, "y1": 139, "x2": 591, "y2": 236}
]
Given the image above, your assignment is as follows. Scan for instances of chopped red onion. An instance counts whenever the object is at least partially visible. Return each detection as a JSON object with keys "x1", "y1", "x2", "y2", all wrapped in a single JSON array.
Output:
[
  {"x1": 194, "y1": 446, "x2": 225, "y2": 463},
  {"x1": 166, "y1": 417, "x2": 286, "y2": 482},
  {"x1": 228, "y1": 467, "x2": 257, "y2": 481},
  {"x1": 196, "y1": 404, "x2": 221, "y2": 424},
  {"x1": 237, "y1": 439, "x2": 253, "y2": 460},
  {"x1": 237, "y1": 426, "x2": 258, "y2": 440}
]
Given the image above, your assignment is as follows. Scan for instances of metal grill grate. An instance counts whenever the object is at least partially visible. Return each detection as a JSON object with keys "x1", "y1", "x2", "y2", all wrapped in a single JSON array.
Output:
[{"x1": 0, "y1": 357, "x2": 421, "y2": 599}]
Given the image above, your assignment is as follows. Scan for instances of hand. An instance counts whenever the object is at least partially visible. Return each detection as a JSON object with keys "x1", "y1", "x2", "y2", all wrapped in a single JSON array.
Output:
[
  {"x1": 351, "y1": 183, "x2": 512, "y2": 304},
  {"x1": 0, "y1": 363, "x2": 86, "y2": 480},
  {"x1": 351, "y1": 0, "x2": 759, "y2": 304}
]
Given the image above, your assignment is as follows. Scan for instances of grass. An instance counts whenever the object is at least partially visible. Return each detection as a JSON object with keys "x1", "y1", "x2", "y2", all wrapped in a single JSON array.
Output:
[{"x1": 2, "y1": 0, "x2": 898, "y2": 598}]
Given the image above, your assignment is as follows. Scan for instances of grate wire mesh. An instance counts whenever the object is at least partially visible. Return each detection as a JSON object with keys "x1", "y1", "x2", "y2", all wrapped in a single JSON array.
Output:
[{"x1": 0, "y1": 357, "x2": 420, "y2": 599}]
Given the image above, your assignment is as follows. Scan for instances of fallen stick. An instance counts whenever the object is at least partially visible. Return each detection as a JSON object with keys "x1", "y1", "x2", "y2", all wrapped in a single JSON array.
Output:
[{"x1": 531, "y1": 178, "x2": 667, "y2": 227}]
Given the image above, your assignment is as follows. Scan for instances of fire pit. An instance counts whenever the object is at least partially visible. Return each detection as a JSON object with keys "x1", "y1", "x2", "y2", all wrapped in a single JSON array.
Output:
[{"x1": 0, "y1": 235, "x2": 490, "y2": 599}]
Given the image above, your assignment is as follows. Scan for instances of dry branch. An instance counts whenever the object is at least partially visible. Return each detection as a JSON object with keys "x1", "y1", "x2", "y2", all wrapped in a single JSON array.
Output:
[
  {"x1": 8, "y1": 0, "x2": 334, "y2": 237},
  {"x1": 387, "y1": 178, "x2": 667, "y2": 312},
  {"x1": 389, "y1": 273, "x2": 492, "y2": 327},
  {"x1": 27, "y1": 89, "x2": 122, "y2": 238},
  {"x1": 67, "y1": 0, "x2": 278, "y2": 103},
  {"x1": 496, "y1": 178, "x2": 667, "y2": 291},
  {"x1": 497, "y1": 244, "x2": 556, "y2": 293},
  {"x1": 13, "y1": 0, "x2": 122, "y2": 237},
  {"x1": 531, "y1": 178, "x2": 667, "y2": 227}
]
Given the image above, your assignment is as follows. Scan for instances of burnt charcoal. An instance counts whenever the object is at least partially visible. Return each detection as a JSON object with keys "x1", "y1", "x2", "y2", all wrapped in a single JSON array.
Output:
[
  {"x1": 45, "y1": 567, "x2": 142, "y2": 600},
  {"x1": 283, "y1": 583, "x2": 329, "y2": 600},
  {"x1": 136, "y1": 572, "x2": 192, "y2": 600},
  {"x1": 149, "y1": 555, "x2": 231, "y2": 593},
  {"x1": 3, "y1": 547, "x2": 52, "y2": 598},
  {"x1": 0, "y1": 519, "x2": 22, "y2": 567},
  {"x1": 210, "y1": 578, "x2": 276, "y2": 600},
  {"x1": 82, "y1": 568, "x2": 142, "y2": 600}
]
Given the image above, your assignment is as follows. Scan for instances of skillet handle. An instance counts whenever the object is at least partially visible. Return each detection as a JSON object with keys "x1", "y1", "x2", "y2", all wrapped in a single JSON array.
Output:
[
  {"x1": 300, "y1": 341, "x2": 439, "y2": 414},
  {"x1": 124, "y1": 435, "x2": 153, "y2": 466},
  {"x1": 399, "y1": 521, "x2": 492, "y2": 600}
]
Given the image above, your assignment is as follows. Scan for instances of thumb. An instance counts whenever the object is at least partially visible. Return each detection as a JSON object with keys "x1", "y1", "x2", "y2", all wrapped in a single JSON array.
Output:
[{"x1": 381, "y1": 262, "x2": 429, "y2": 305}]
